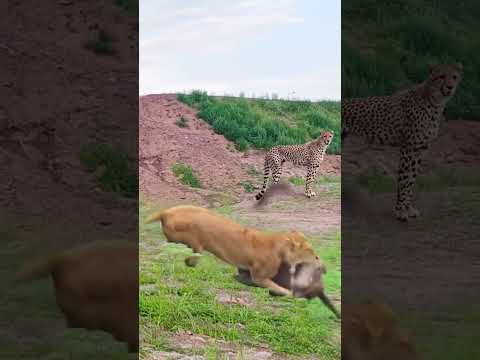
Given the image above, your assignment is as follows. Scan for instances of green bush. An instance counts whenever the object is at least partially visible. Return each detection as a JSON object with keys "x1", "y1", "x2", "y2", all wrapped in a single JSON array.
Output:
[
  {"x1": 343, "y1": 1, "x2": 480, "y2": 119},
  {"x1": 178, "y1": 91, "x2": 341, "y2": 154},
  {"x1": 114, "y1": 0, "x2": 138, "y2": 14},
  {"x1": 86, "y1": 30, "x2": 115, "y2": 55},
  {"x1": 171, "y1": 163, "x2": 201, "y2": 188},
  {"x1": 80, "y1": 143, "x2": 136, "y2": 197},
  {"x1": 241, "y1": 181, "x2": 256, "y2": 193}
]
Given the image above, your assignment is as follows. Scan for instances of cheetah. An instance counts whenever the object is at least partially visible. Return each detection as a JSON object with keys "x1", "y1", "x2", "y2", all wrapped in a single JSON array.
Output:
[
  {"x1": 255, "y1": 131, "x2": 334, "y2": 200},
  {"x1": 342, "y1": 63, "x2": 463, "y2": 221}
]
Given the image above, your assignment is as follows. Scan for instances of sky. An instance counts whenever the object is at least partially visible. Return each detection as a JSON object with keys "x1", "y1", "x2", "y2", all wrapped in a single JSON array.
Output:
[{"x1": 140, "y1": 0, "x2": 341, "y2": 100}]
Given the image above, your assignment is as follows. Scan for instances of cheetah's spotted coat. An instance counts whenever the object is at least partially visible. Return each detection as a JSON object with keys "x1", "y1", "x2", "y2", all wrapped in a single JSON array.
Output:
[
  {"x1": 342, "y1": 63, "x2": 463, "y2": 221},
  {"x1": 255, "y1": 131, "x2": 334, "y2": 200}
]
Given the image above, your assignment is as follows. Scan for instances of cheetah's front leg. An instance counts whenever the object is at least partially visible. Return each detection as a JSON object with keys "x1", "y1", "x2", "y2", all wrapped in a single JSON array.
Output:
[
  {"x1": 305, "y1": 164, "x2": 319, "y2": 198},
  {"x1": 394, "y1": 146, "x2": 425, "y2": 221}
]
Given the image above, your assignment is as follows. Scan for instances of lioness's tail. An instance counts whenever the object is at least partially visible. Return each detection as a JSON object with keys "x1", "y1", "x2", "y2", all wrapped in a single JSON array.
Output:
[
  {"x1": 318, "y1": 291, "x2": 341, "y2": 319},
  {"x1": 15, "y1": 255, "x2": 61, "y2": 283},
  {"x1": 145, "y1": 210, "x2": 166, "y2": 224},
  {"x1": 255, "y1": 157, "x2": 271, "y2": 201}
]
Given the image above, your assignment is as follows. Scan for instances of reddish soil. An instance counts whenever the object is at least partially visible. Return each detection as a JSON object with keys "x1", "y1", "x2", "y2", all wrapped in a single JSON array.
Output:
[
  {"x1": 139, "y1": 94, "x2": 341, "y2": 206},
  {"x1": 1, "y1": 1, "x2": 138, "y2": 245},
  {"x1": 343, "y1": 120, "x2": 480, "y2": 177}
]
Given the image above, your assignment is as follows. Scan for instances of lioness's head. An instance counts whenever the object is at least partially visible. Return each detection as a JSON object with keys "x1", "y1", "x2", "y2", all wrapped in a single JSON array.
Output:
[
  {"x1": 426, "y1": 63, "x2": 462, "y2": 101},
  {"x1": 316, "y1": 131, "x2": 334, "y2": 147},
  {"x1": 283, "y1": 231, "x2": 321, "y2": 271}
]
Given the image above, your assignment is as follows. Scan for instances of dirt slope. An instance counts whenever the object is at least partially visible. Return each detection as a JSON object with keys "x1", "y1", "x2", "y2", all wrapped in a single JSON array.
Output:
[
  {"x1": 1, "y1": 1, "x2": 138, "y2": 244},
  {"x1": 139, "y1": 94, "x2": 341, "y2": 206}
]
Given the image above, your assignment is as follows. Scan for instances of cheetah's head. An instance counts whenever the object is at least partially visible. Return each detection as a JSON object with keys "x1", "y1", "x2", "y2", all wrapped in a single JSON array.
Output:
[
  {"x1": 317, "y1": 131, "x2": 334, "y2": 147},
  {"x1": 426, "y1": 63, "x2": 463, "y2": 100}
]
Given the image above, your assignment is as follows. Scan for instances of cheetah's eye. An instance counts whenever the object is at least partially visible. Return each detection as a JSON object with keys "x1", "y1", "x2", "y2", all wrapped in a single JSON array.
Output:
[{"x1": 453, "y1": 75, "x2": 457, "y2": 80}]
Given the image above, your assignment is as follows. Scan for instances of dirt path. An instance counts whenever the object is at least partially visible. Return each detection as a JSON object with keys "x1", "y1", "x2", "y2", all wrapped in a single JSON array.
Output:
[{"x1": 342, "y1": 122, "x2": 480, "y2": 357}]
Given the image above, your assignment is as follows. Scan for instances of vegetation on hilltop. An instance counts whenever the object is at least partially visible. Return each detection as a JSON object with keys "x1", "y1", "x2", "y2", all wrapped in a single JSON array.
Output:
[
  {"x1": 342, "y1": 0, "x2": 480, "y2": 119},
  {"x1": 178, "y1": 91, "x2": 341, "y2": 154}
]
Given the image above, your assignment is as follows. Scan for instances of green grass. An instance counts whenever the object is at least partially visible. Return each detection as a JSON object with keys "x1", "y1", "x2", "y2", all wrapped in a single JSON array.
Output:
[
  {"x1": 114, "y1": 0, "x2": 138, "y2": 14},
  {"x1": 86, "y1": 30, "x2": 115, "y2": 55},
  {"x1": 175, "y1": 116, "x2": 189, "y2": 128},
  {"x1": 289, "y1": 175, "x2": 341, "y2": 186},
  {"x1": 240, "y1": 181, "x2": 256, "y2": 193},
  {"x1": 343, "y1": 0, "x2": 480, "y2": 119},
  {"x1": 399, "y1": 306, "x2": 480, "y2": 360},
  {"x1": 171, "y1": 163, "x2": 202, "y2": 188},
  {"x1": 139, "y1": 203, "x2": 341, "y2": 358},
  {"x1": 356, "y1": 166, "x2": 480, "y2": 194},
  {"x1": 79, "y1": 143, "x2": 137, "y2": 197},
  {"x1": 177, "y1": 91, "x2": 341, "y2": 154}
]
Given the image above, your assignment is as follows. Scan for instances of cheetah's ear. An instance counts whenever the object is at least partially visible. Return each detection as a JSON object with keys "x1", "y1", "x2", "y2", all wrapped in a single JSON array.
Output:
[
  {"x1": 428, "y1": 63, "x2": 437, "y2": 74},
  {"x1": 454, "y1": 62, "x2": 463, "y2": 72}
]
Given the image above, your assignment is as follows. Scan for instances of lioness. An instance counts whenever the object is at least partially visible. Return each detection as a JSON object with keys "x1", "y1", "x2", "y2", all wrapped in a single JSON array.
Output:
[
  {"x1": 146, "y1": 205, "x2": 321, "y2": 296},
  {"x1": 342, "y1": 301, "x2": 419, "y2": 360},
  {"x1": 15, "y1": 241, "x2": 138, "y2": 352}
]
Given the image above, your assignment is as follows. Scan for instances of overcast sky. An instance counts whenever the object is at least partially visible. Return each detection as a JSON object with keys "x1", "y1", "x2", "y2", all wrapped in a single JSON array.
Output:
[{"x1": 140, "y1": 0, "x2": 340, "y2": 100}]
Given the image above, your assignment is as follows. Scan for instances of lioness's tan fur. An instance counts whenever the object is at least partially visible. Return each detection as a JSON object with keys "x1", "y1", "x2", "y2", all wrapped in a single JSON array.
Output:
[
  {"x1": 16, "y1": 241, "x2": 138, "y2": 352},
  {"x1": 146, "y1": 205, "x2": 320, "y2": 296},
  {"x1": 342, "y1": 301, "x2": 418, "y2": 360}
]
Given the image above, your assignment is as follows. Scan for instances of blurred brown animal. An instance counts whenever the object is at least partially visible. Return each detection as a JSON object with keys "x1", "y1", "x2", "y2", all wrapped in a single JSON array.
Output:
[
  {"x1": 236, "y1": 261, "x2": 340, "y2": 319},
  {"x1": 15, "y1": 241, "x2": 138, "y2": 352},
  {"x1": 342, "y1": 301, "x2": 419, "y2": 360},
  {"x1": 146, "y1": 205, "x2": 321, "y2": 296}
]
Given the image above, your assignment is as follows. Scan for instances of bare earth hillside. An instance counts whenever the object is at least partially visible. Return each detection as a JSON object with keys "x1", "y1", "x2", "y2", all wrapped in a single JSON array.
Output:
[{"x1": 139, "y1": 94, "x2": 341, "y2": 206}]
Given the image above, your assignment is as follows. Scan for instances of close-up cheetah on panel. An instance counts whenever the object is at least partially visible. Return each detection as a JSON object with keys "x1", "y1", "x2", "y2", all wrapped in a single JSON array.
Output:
[
  {"x1": 255, "y1": 131, "x2": 334, "y2": 200},
  {"x1": 342, "y1": 63, "x2": 463, "y2": 221}
]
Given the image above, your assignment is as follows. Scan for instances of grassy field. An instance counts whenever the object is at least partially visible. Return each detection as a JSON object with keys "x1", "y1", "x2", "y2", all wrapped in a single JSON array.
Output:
[
  {"x1": 342, "y1": 0, "x2": 480, "y2": 119},
  {"x1": 178, "y1": 91, "x2": 341, "y2": 154},
  {"x1": 139, "y1": 180, "x2": 341, "y2": 359}
]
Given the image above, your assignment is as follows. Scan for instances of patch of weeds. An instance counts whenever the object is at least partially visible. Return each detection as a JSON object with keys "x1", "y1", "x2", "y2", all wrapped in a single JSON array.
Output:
[
  {"x1": 246, "y1": 164, "x2": 261, "y2": 177},
  {"x1": 86, "y1": 30, "x2": 115, "y2": 55},
  {"x1": 171, "y1": 163, "x2": 201, "y2": 188},
  {"x1": 357, "y1": 167, "x2": 396, "y2": 193},
  {"x1": 241, "y1": 181, "x2": 256, "y2": 193},
  {"x1": 289, "y1": 176, "x2": 305, "y2": 186},
  {"x1": 289, "y1": 175, "x2": 340, "y2": 187},
  {"x1": 80, "y1": 143, "x2": 137, "y2": 197},
  {"x1": 114, "y1": 0, "x2": 138, "y2": 14},
  {"x1": 235, "y1": 138, "x2": 249, "y2": 152},
  {"x1": 175, "y1": 116, "x2": 189, "y2": 128},
  {"x1": 205, "y1": 192, "x2": 236, "y2": 208},
  {"x1": 418, "y1": 168, "x2": 480, "y2": 191}
]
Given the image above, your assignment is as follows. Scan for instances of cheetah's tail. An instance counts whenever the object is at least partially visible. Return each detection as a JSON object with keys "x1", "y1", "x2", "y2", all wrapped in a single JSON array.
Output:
[{"x1": 255, "y1": 161, "x2": 270, "y2": 201}]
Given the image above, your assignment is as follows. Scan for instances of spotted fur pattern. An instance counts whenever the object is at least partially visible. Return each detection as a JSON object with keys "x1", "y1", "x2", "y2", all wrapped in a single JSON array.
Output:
[
  {"x1": 255, "y1": 131, "x2": 334, "y2": 200},
  {"x1": 342, "y1": 63, "x2": 463, "y2": 221}
]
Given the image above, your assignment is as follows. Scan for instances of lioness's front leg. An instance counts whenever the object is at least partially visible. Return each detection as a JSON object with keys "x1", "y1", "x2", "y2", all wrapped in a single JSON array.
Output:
[{"x1": 252, "y1": 276, "x2": 292, "y2": 296}]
